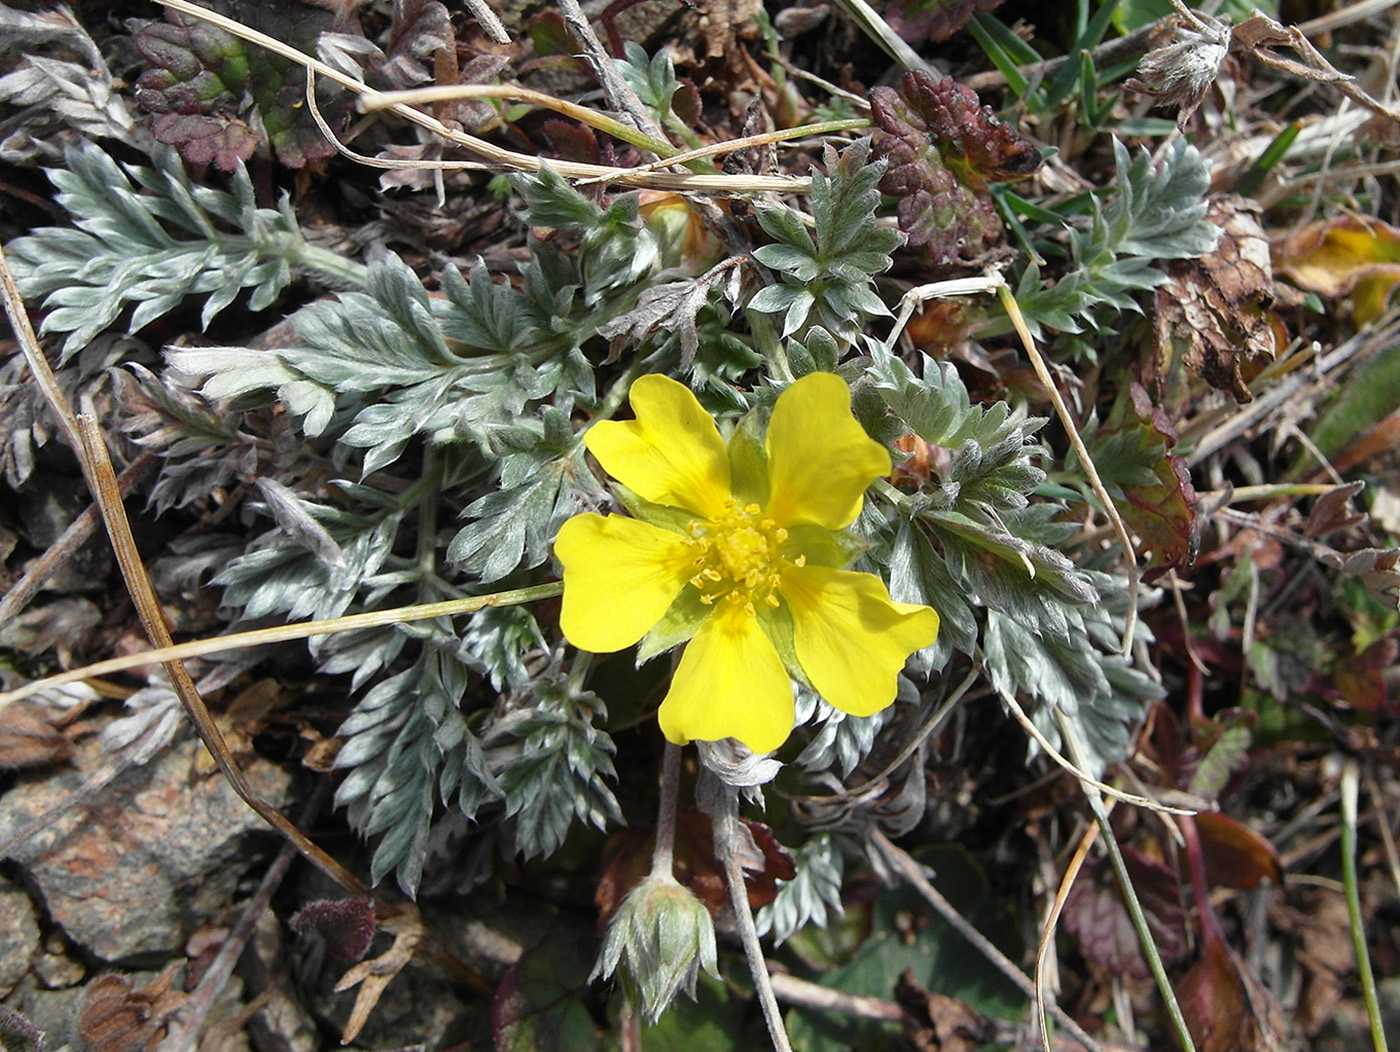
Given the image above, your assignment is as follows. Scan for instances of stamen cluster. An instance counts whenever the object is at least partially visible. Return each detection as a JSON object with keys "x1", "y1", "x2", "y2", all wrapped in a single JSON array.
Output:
[{"x1": 684, "y1": 500, "x2": 803, "y2": 614}]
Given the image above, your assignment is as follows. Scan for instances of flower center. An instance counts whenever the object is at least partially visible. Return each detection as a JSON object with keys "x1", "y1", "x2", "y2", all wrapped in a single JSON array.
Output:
[{"x1": 684, "y1": 500, "x2": 804, "y2": 615}]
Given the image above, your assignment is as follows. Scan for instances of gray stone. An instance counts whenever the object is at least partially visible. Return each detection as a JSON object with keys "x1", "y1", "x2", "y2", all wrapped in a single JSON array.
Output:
[
  {"x1": 0, "y1": 733, "x2": 291, "y2": 962},
  {"x1": 0, "y1": 879, "x2": 40, "y2": 997}
]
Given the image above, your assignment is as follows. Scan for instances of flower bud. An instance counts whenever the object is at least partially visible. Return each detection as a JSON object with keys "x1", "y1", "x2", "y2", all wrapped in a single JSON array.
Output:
[{"x1": 592, "y1": 873, "x2": 719, "y2": 1021}]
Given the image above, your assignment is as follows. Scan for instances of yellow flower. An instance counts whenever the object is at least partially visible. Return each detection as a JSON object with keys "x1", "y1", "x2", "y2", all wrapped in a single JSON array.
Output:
[{"x1": 555, "y1": 373, "x2": 939, "y2": 754}]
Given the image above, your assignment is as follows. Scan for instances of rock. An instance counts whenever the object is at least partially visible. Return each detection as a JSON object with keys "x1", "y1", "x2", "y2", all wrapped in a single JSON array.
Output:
[
  {"x1": 0, "y1": 878, "x2": 40, "y2": 997},
  {"x1": 0, "y1": 733, "x2": 291, "y2": 962},
  {"x1": 31, "y1": 930, "x2": 86, "y2": 989}
]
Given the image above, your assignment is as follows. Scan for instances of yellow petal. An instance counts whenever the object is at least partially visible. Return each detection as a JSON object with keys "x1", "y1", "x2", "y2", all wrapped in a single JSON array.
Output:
[
  {"x1": 556, "y1": 513, "x2": 694, "y2": 653},
  {"x1": 658, "y1": 603, "x2": 795, "y2": 753},
  {"x1": 765, "y1": 373, "x2": 890, "y2": 529},
  {"x1": 783, "y1": 565, "x2": 939, "y2": 717},
  {"x1": 585, "y1": 375, "x2": 731, "y2": 518}
]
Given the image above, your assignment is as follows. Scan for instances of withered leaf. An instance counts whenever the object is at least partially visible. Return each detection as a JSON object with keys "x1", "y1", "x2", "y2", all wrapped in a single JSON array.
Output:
[
  {"x1": 333, "y1": 904, "x2": 425, "y2": 1045},
  {"x1": 1304, "y1": 480, "x2": 1367, "y2": 539},
  {"x1": 0, "y1": 699, "x2": 72, "y2": 769},
  {"x1": 895, "y1": 970, "x2": 996, "y2": 1052},
  {"x1": 1155, "y1": 194, "x2": 1277, "y2": 404},
  {"x1": 381, "y1": 0, "x2": 454, "y2": 90},
  {"x1": 1274, "y1": 213, "x2": 1400, "y2": 324},
  {"x1": 76, "y1": 968, "x2": 184, "y2": 1052},
  {"x1": 871, "y1": 71, "x2": 1040, "y2": 264}
]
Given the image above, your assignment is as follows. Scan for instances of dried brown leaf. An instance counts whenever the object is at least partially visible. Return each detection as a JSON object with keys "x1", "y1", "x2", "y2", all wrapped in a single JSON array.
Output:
[
  {"x1": 1155, "y1": 195, "x2": 1277, "y2": 404},
  {"x1": 333, "y1": 904, "x2": 424, "y2": 1044},
  {"x1": 1305, "y1": 481, "x2": 1367, "y2": 539},
  {"x1": 894, "y1": 970, "x2": 996, "y2": 1052},
  {"x1": 0, "y1": 700, "x2": 72, "y2": 769},
  {"x1": 75, "y1": 967, "x2": 184, "y2": 1052}
]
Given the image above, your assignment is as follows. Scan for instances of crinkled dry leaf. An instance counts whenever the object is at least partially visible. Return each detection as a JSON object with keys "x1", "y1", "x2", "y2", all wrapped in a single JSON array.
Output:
[
  {"x1": 1304, "y1": 481, "x2": 1367, "y2": 539},
  {"x1": 894, "y1": 969, "x2": 996, "y2": 1052},
  {"x1": 76, "y1": 968, "x2": 185, "y2": 1052},
  {"x1": 871, "y1": 71, "x2": 1040, "y2": 263},
  {"x1": 333, "y1": 904, "x2": 424, "y2": 1044},
  {"x1": 1274, "y1": 214, "x2": 1400, "y2": 324},
  {"x1": 0, "y1": 699, "x2": 72, "y2": 769},
  {"x1": 381, "y1": 0, "x2": 454, "y2": 89},
  {"x1": 1155, "y1": 195, "x2": 1277, "y2": 404}
]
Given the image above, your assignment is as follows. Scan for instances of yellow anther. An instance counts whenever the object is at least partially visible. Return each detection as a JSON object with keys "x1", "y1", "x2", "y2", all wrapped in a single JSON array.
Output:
[{"x1": 682, "y1": 500, "x2": 799, "y2": 611}]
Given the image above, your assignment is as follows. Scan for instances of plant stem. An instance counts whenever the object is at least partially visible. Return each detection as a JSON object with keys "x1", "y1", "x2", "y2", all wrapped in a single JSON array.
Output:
[
  {"x1": 705, "y1": 774, "x2": 792, "y2": 1052},
  {"x1": 1342, "y1": 758, "x2": 1390, "y2": 1052},
  {"x1": 871, "y1": 829, "x2": 1104, "y2": 1052},
  {"x1": 289, "y1": 241, "x2": 370, "y2": 287},
  {"x1": 1056, "y1": 711, "x2": 1196, "y2": 1052},
  {"x1": 650, "y1": 742, "x2": 682, "y2": 877}
]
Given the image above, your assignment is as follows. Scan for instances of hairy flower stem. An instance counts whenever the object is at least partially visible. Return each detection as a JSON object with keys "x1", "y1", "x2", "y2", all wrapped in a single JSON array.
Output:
[
  {"x1": 706, "y1": 775, "x2": 792, "y2": 1052},
  {"x1": 288, "y1": 241, "x2": 370, "y2": 288},
  {"x1": 651, "y1": 743, "x2": 682, "y2": 877}
]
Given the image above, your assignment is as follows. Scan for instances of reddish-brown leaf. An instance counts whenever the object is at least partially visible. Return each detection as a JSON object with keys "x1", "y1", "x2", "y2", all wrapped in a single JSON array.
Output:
[
  {"x1": 1178, "y1": 934, "x2": 1287, "y2": 1052},
  {"x1": 595, "y1": 811, "x2": 795, "y2": 926},
  {"x1": 1062, "y1": 851, "x2": 1187, "y2": 983},
  {"x1": 1194, "y1": 812, "x2": 1282, "y2": 890},
  {"x1": 870, "y1": 71, "x2": 1039, "y2": 263},
  {"x1": 1099, "y1": 383, "x2": 1199, "y2": 582},
  {"x1": 291, "y1": 896, "x2": 377, "y2": 961},
  {"x1": 884, "y1": 0, "x2": 1005, "y2": 44}
]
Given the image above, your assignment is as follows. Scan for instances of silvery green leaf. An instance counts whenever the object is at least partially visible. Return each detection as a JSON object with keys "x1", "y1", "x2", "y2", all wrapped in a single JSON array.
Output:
[
  {"x1": 493, "y1": 680, "x2": 622, "y2": 861},
  {"x1": 743, "y1": 140, "x2": 898, "y2": 347},
  {"x1": 7, "y1": 143, "x2": 312, "y2": 361},
  {"x1": 757, "y1": 832, "x2": 845, "y2": 945}
]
